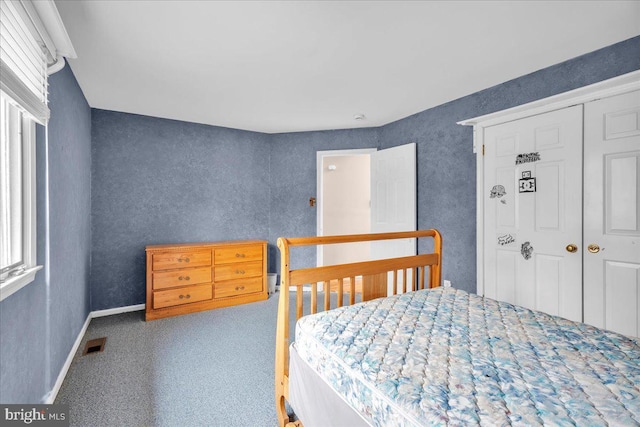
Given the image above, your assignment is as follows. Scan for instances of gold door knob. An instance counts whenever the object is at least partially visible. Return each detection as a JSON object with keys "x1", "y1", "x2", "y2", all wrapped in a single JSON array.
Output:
[
  {"x1": 588, "y1": 244, "x2": 600, "y2": 254},
  {"x1": 565, "y1": 244, "x2": 578, "y2": 253}
]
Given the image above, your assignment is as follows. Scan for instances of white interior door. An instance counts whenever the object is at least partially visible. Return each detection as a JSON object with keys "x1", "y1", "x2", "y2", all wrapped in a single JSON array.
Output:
[
  {"x1": 484, "y1": 106, "x2": 583, "y2": 322},
  {"x1": 370, "y1": 143, "x2": 417, "y2": 293},
  {"x1": 583, "y1": 89, "x2": 640, "y2": 338}
]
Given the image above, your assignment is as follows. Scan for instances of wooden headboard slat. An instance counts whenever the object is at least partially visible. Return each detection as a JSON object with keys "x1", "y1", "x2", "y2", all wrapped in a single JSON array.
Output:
[
  {"x1": 288, "y1": 253, "x2": 438, "y2": 285},
  {"x1": 280, "y1": 229, "x2": 439, "y2": 247}
]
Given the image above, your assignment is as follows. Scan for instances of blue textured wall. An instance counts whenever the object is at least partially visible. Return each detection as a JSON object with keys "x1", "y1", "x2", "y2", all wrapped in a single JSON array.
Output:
[
  {"x1": 47, "y1": 64, "x2": 92, "y2": 389},
  {"x1": 268, "y1": 129, "x2": 379, "y2": 272},
  {"x1": 0, "y1": 64, "x2": 91, "y2": 403},
  {"x1": 0, "y1": 255, "x2": 47, "y2": 403},
  {"x1": 378, "y1": 35, "x2": 640, "y2": 294},
  {"x1": 90, "y1": 111, "x2": 271, "y2": 309},
  {"x1": 90, "y1": 117, "x2": 376, "y2": 308},
  {"x1": 91, "y1": 36, "x2": 640, "y2": 307}
]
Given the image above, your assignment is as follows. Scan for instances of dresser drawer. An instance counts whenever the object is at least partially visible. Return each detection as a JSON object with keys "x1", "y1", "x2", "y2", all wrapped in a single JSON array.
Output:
[
  {"x1": 153, "y1": 267, "x2": 211, "y2": 290},
  {"x1": 152, "y1": 251, "x2": 211, "y2": 271},
  {"x1": 214, "y1": 245, "x2": 262, "y2": 264},
  {"x1": 214, "y1": 260, "x2": 262, "y2": 282},
  {"x1": 153, "y1": 284, "x2": 212, "y2": 309},
  {"x1": 215, "y1": 276, "x2": 263, "y2": 299}
]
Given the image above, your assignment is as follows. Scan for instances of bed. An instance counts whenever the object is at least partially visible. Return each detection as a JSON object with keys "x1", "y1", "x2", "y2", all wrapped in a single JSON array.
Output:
[{"x1": 274, "y1": 230, "x2": 640, "y2": 426}]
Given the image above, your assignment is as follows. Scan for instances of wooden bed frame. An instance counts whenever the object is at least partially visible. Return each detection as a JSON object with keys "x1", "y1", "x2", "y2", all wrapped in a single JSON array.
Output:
[{"x1": 274, "y1": 229, "x2": 442, "y2": 427}]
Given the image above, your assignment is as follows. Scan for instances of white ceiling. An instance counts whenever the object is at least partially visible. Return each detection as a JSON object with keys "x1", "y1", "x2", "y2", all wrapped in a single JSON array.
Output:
[{"x1": 55, "y1": 1, "x2": 640, "y2": 134}]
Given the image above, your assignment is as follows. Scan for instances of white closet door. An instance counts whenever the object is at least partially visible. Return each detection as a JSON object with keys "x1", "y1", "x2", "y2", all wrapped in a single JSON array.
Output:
[
  {"x1": 584, "y1": 90, "x2": 640, "y2": 338},
  {"x1": 484, "y1": 106, "x2": 583, "y2": 321}
]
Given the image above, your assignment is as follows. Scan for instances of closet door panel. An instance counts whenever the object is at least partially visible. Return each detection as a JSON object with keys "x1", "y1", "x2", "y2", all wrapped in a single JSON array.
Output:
[
  {"x1": 606, "y1": 154, "x2": 638, "y2": 233},
  {"x1": 535, "y1": 162, "x2": 562, "y2": 231},
  {"x1": 535, "y1": 254, "x2": 563, "y2": 317},
  {"x1": 483, "y1": 105, "x2": 583, "y2": 321},
  {"x1": 584, "y1": 89, "x2": 640, "y2": 338},
  {"x1": 604, "y1": 261, "x2": 640, "y2": 338}
]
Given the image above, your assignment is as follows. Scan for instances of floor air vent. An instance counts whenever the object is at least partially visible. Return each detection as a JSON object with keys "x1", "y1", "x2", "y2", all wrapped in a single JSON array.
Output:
[{"x1": 83, "y1": 337, "x2": 106, "y2": 355}]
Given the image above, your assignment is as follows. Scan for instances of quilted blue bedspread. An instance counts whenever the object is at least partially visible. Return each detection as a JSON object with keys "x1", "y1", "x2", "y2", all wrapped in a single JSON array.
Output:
[{"x1": 294, "y1": 287, "x2": 640, "y2": 426}]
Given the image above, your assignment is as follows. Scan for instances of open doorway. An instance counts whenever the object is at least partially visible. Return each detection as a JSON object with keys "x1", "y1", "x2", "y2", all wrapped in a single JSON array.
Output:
[
  {"x1": 316, "y1": 149, "x2": 376, "y2": 268},
  {"x1": 317, "y1": 143, "x2": 417, "y2": 297}
]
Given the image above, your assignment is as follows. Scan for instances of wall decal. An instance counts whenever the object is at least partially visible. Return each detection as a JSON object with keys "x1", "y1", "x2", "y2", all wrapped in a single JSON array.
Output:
[
  {"x1": 515, "y1": 152, "x2": 541, "y2": 165},
  {"x1": 500, "y1": 199, "x2": 507, "y2": 205},
  {"x1": 490, "y1": 185, "x2": 506, "y2": 198},
  {"x1": 498, "y1": 234, "x2": 516, "y2": 246},
  {"x1": 519, "y1": 171, "x2": 536, "y2": 193},
  {"x1": 521, "y1": 242, "x2": 533, "y2": 260}
]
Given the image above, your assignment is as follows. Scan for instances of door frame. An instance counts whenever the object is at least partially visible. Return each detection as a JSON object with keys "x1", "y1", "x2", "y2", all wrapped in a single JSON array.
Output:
[
  {"x1": 458, "y1": 69, "x2": 640, "y2": 296},
  {"x1": 316, "y1": 148, "x2": 377, "y2": 267}
]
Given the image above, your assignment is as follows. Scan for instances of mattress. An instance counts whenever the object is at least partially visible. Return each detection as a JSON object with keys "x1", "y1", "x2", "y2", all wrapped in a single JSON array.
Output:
[{"x1": 293, "y1": 287, "x2": 640, "y2": 426}]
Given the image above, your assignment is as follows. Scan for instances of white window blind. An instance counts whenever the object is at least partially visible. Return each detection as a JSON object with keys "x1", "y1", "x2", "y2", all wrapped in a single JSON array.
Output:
[{"x1": 0, "y1": 0, "x2": 49, "y2": 123}]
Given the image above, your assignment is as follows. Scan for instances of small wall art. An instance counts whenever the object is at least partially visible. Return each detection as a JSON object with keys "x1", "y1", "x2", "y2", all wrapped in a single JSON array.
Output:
[
  {"x1": 519, "y1": 171, "x2": 536, "y2": 193},
  {"x1": 521, "y1": 242, "x2": 534, "y2": 260},
  {"x1": 490, "y1": 185, "x2": 506, "y2": 198},
  {"x1": 515, "y1": 152, "x2": 541, "y2": 165},
  {"x1": 497, "y1": 234, "x2": 516, "y2": 246}
]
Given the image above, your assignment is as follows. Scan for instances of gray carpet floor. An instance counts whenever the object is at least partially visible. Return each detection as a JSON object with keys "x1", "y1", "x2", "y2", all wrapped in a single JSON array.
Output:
[{"x1": 55, "y1": 292, "x2": 289, "y2": 426}]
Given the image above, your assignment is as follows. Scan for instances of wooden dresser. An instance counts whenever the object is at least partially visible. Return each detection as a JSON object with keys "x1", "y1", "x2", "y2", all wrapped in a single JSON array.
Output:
[{"x1": 145, "y1": 240, "x2": 267, "y2": 320}]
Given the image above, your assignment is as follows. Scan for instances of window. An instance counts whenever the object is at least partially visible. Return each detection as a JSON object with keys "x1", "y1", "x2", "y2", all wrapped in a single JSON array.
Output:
[
  {"x1": 0, "y1": 0, "x2": 48, "y2": 301},
  {"x1": 0, "y1": 92, "x2": 39, "y2": 300},
  {"x1": 1, "y1": 97, "x2": 24, "y2": 272},
  {"x1": 0, "y1": 0, "x2": 74, "y2": 300}
]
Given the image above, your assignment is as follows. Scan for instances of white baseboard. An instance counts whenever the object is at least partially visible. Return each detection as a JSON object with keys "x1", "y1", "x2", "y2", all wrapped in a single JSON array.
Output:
[
  {"x1": 43, "y1": 303, "x2": 146, "y2": 404},
  {"x1": 43, "y1": 313, "x2": 91, "y2": 404},
  {"x1": 91, "y1": 303, "x2": 145, "y2": 318}
]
